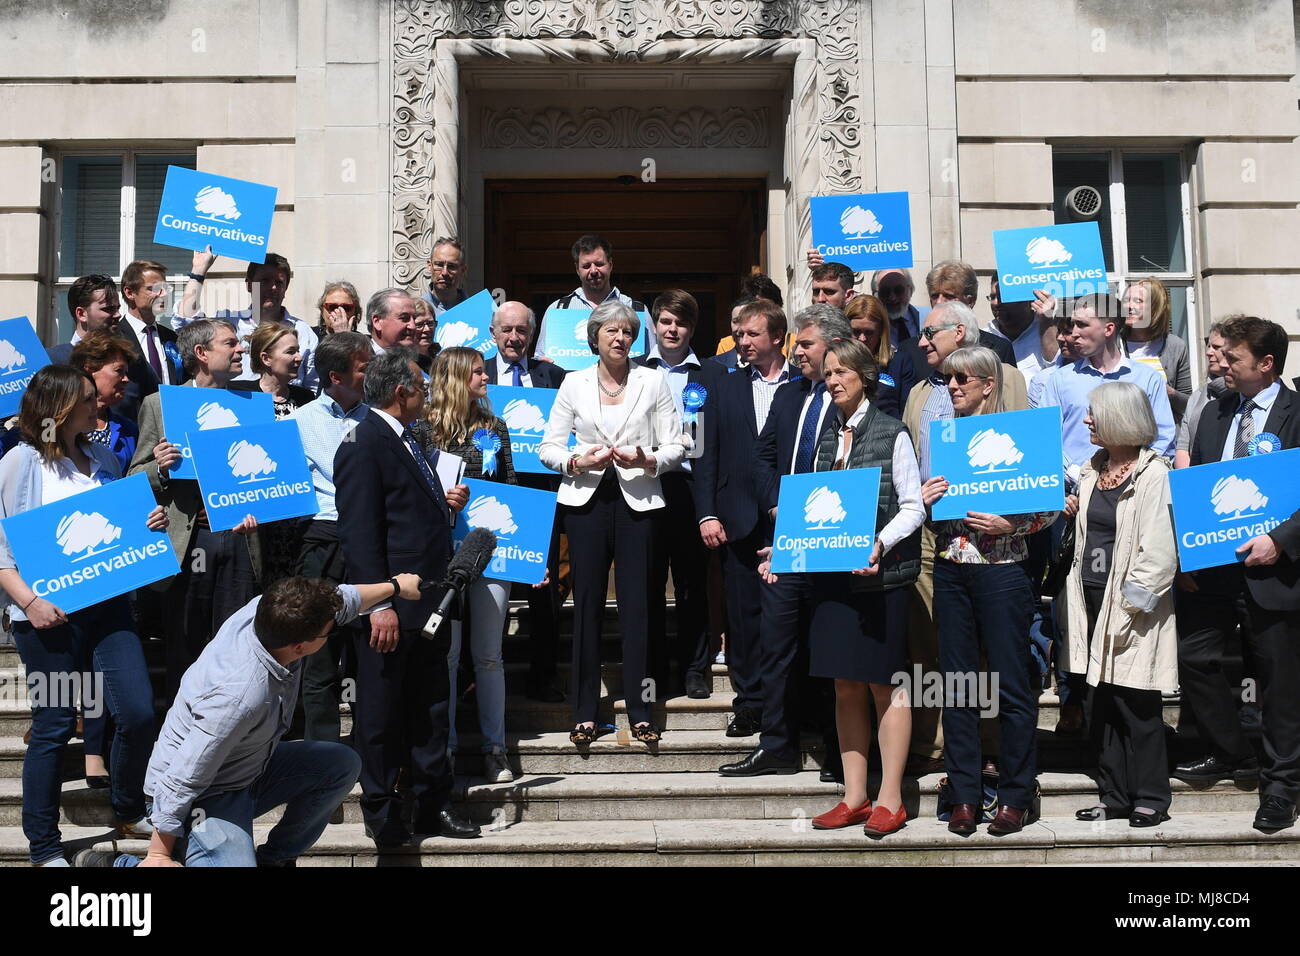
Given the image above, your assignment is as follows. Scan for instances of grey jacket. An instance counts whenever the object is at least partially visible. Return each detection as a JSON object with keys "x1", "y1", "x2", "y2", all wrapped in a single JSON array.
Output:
[
  {"x1": 0, "y1": 441, "x2": 124, "y2": 623},
  {"x1": 145, "y1": 583, "x2": 362, "y2": 836},
  {"x1": 1125, "y1": 332, "x2": 1193, "y2": 420}
]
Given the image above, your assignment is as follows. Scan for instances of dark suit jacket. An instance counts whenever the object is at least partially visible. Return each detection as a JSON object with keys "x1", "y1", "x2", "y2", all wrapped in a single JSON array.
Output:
[
  {"x1": 114, "y1": 320, "x2": 184, "y2": 422},
  {"x1": 634, "y1": 353, "x2": 726, "y2": 487},
  {"x1": 47, "y1": 343, "x2": 73, "y2": 366},
  {"x1": 227, "y1": 378, "x2": 316, "y2": 410},
  {"x1": 980, "y1": 329, "x2": 1016, "y2": 366},
  {"x1": 1190, "y1": 383, "x2": 1300, "y2": 610},
  {"x1": 895, "y1": 328, "x2": 1014, "y2": 384},
  {"x1": 874, "y1": 347, "x2": 919, "y2": 421},
  {"x1": 484, "y1": 355, "x2": 566, "y2": 389},
  {"x1": 335, "y1": 410, "x2": 454, "y2": 630},
  {"x1": 712, "y1": 348, "x2": 741, "y2": 372}
]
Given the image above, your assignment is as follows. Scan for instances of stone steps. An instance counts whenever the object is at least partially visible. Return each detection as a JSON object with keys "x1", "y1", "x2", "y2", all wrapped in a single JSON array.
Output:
[{"x1": 5, "y1": 811, "x2": 1297, "y2": 867}]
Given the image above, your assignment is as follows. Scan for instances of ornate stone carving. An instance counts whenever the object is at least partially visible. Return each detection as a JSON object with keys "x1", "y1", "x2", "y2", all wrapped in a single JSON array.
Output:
[
  {"x1": 390, "y1": 0, "x2": 864, "y2": 288},
  {"x1": 481, "y1": 105, "x2": 771, "y2": 149}
]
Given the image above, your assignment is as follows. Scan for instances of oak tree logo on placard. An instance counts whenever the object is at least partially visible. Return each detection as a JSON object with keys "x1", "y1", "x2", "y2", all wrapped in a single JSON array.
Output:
[
  {"x1": 803, "y1": 486, "x2": 847, "y2": 530},
  {"x1": 436, "y1": 320, "x2": 478, "y2": 349},
  {"x1": 966, "y1": 428, "x2": 1025, "y2": 474},
  {"x1": 0, "y1": 339, "x2": 27, "y2": 375},
  {"x1": 573, "y1": 316, "x2": 591, "y2": 344},
  {"x1": 1212, "y1": 475, "x2": 1269, "y2": 522},
  {"x1": 502, "y1": 399, "x2": 546, "y2": 435},
  {"x1": 1025, "y1": 236, "x2": 1072, "y2": 268},
  {"x1": 227, "y1": 440, "x2": 278, "y2": 484},
  {"x1": 467, "y1": 496, "x2": 518, "y2": 537},
  {"x1": 840, "y1": 205, "x2": 884, "y2": 239},
  {"x1": 195, "y1": 401, "x2": 240, "y2": 431},
  {"x1": 56, "y1": 511, "x2": 122, "y2": 562},
  {"x1": 194, "y1": 185, "x2": 242, "y2": 223}
]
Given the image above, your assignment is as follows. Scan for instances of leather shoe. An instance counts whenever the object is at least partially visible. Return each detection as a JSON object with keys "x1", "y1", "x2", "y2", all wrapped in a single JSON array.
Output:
[
  {"x1": 1254, "y1": 795, "x2": 1298, "y2": 833},
  {"x1": 811, "y1": 800, "x2": 872, "y2": 829},
  {"x1": 684, "y1": 671, "x2": 711, "y2": 699},
  {"x1": 904, "y1": 754, "x2": 944, "y2": 777},
  {"x1": 986, "y1": 805, "x2": 1030, "y2": 836},
  {"x1": 413, "y1": 808, "x2": 481, "y2": 839},
  {"x1": 725, "y1": 710, "x2": 760, "y2": 738},
  {"x1": 1172, "y1": 754, "x2": 1259, "y2": 785},
  {"x1": 947, "y1": 803, "x2": 978, "y2": 835},
  {"x1": 718, "y1": 747, "x2": 800, "y2": 777},
  {"x1": 364, "y1": 821, "x2": 410, "y2": 847},
  {"x1": 862, "y1": 804, "x2": 907, "y2": 837},
  {"x1": 819, "y1": 764, "x2": 844, "y2": 784}
]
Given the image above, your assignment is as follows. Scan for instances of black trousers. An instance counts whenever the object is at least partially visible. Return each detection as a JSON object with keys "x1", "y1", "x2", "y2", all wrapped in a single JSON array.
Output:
[
  {"x1": 721, "y1": 528, "x2": 767, "y2": 716},
  {"x1": 650, "y1": 472, "x2": 712, "y2": 684},
  {"x1": 296, "y1": 520, "x2": 353, "y2": 743},
  {"x1": 1178, "y1": 572, "x2": 1300, "y2": 799},
  {"x1": 563, "y1": 473, "x2": 662, "y2": 726},
  {"x1": 756, "y1": 572, "x2": 814, "y2": 760},
  {"x1": 351, "y1": 626, "x2": 453, "y2": 827},
  {"x1": 1083, "y1": 585, "x2": 1171, "y2": 813},
  {"x1": 163, "y1": 526, "x2": 258, "y2": 703}
]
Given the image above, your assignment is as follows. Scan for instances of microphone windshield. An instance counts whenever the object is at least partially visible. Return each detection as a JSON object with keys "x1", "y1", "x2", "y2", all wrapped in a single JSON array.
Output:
[{"x1": 447, "y1": 527, "x2": 498, "y2": 586}]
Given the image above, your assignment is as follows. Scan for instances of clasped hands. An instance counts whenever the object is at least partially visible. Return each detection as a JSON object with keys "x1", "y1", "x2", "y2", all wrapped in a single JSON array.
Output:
[
  {"x1": 573, "y1": 444, "x2": 656, "y2": 474},
  {"x1": 921, "y1": 476, "x2": 1016, "y2": 535}
]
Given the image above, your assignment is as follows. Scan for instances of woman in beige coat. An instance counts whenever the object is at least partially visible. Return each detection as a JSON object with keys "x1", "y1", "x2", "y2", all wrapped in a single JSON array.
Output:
[{"x1": 1063, "y1": 381, "x2": 1178, "y2": 827}]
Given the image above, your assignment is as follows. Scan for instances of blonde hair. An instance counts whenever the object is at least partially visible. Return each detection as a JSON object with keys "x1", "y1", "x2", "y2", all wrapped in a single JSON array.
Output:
[
  {"x1": 424, "y1": 346, "x2": 496, "y2": 446},
  {"x1": 942, "y1": 346, "x2": 1004, "y2": 416},
  {"x1": 249, "y1": 322, "x2": 298, "y2": 376},
  {"x1": 1123, "y1": 278, "x2": 1171, "y2": 340},
  {"x1": 844, "y1": 294, "x2": 892, "y2": 368}
]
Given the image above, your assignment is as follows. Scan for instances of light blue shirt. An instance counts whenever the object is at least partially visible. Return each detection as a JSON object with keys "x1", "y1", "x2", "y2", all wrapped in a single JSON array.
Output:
[
  {"x1": 290, "y1": 393, "x2": 370, "y2": 522},
  {"x1": 1219, "y1": 381, "x2": 1279, "y2": 461},
  {"x1": 917, "y1": 375, "x2": 954, "y2": 482},
  {"x1": 1027, "y1": 354, "x2": 1068, "y2": 410},
  {"x1": 1039, "y1": 354, "x2": 1176, "y2": 468}
]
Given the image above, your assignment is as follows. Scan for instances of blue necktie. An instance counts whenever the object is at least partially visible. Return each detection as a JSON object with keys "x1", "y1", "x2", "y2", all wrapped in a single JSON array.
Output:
[
  {"x1": 793, "y1": 383, "x2": 826, "y2": 474},
  {"x1": 510, "y1": 362, "x2": 523, "y2": 387},
  {"x1": 403, "y1": 428, "x2": 440, "y2": 496}
]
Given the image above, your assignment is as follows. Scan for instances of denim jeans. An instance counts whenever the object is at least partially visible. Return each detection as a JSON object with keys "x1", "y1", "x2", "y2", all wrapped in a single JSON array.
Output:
[
  {"x1": 116, "y1": 740, "x2": 360, "y2": 867},
  {"x1": 448, "y1": 576, "x2": 509, "y2": 754},
  {"x1": 13, "y1": 596, "x2": 155, "y2": 865}
]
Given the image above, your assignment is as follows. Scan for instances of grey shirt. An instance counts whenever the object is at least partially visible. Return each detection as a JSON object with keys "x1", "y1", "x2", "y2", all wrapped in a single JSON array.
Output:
[{"x1": 144, "y1": 584, "x2": 362, "y2": 836}]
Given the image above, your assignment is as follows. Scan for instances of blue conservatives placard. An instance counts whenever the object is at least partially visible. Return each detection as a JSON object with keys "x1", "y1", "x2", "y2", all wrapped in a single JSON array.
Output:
[
  {"x1": 928, "y1": 407, "x2": 1066, "y2": 520},
  {"x1": 536, "y1": 307, "x2": 648, "y2": 371},
  {"x1": 487, "y1": 384, "x2": 574, "y2": 474},
  {"x1": 453, "y1": 479, "x2": 557, "y2": 585},
  {"x1": 0, "y1": 316, "x2": 51, "y2": 418},
  {"x1": 434, "y1": 289, "x2": 498, "y2": 359},
  {"x1": 153, "y1": 166, "x2": 278, "y2": 263},
  {"x1": 159, "y1": 384, "x2": 277, "y2": 480},
  {"x1": 770, "y1": 469, "x2": 881, "y2": 574},
  {"x1": 0, "y1": 473, "x2": 179, "y2": 614},
  {"x1": 810, "y1": 191, "x2": 913, "y2": 273},
  {"x1": 992, "y1": 221, "x2": 1108, "y2": 304},
  {"x1": 188, "y1": 419, "x2": 319, "y2": 531},
  {"x1": 1169, "y1": 448, "x2": 1300, "y2": 572}
]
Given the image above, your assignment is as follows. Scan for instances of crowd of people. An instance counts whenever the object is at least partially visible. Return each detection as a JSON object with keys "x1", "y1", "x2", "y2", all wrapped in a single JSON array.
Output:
[{"x1": 2, "y1": 226, "x2": 1298, "y2": 868}]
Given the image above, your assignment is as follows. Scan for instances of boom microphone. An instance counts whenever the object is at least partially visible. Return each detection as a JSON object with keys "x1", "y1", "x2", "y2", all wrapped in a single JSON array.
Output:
[{"x1": 421, "y1": 528, "x2": 498, "y2": 639}]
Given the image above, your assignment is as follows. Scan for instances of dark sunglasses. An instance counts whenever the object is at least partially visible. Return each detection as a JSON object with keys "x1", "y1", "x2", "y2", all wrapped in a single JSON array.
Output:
[
  {"x1": 921, "y1": 324, "x2": 958, "y2": 341},
  {"x1": 325, "y1": 302, "x2": 359, "y2": 314},
  {"x1": 941, "y1": 372, "x2": 992, "y2": 386}
]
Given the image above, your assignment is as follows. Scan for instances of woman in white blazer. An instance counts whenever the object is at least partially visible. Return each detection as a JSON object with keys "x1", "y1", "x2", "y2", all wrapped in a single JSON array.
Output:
[{"x1": 540, "y1": 300, "x2": 685, "y2": 745}]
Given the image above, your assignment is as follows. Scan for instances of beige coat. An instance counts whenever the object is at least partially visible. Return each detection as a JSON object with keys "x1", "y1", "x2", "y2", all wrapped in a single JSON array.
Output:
[
  {"x1": 902, "y1": 362, "x2": 1029, "y2": 451},
  {"x1": 1063, "y1": 447, "x2": 1178, "y2": 692}
]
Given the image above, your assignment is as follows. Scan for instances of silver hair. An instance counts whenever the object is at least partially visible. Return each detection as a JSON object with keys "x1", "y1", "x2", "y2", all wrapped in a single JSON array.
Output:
[
  {"x1": 870, "y1": 268, "x2": 915, "y2": 295},
  {"x1": 793, "y1": 303, "x2": 852, "y2": 346},
  {"x1": 1087, "y1": 381, "x2": 1158, "y2": 449},
  {"x1": 927, "y1": 300, "x2": 980, "y2": 347},
  {"x1": 362, "y1": 346, "x2": 423, "y2": 406},
  {"x1": 491, "y1": 301, "x2": 537, "y2": 335},
  {"x1": 365, "y1": 287, "x2": 413, "y2": 329},
  {"x1": 942, "y1": 346, "x2": 1005, "y2": 416},
  {"x1": 177, "y1": 318, "x2": 238, "y2": 377},
  {"x1": 316, "y1": 280, "x2": 361, "y2": 317},
  {"x1": 586, "y1": 300, "x2": 640, "y2": 352}
]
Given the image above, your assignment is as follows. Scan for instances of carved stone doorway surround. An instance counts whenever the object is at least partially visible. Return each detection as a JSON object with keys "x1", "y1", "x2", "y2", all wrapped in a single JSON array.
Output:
[{"x1": 390, "y1": 1, "x2": 866, "y2": 302}]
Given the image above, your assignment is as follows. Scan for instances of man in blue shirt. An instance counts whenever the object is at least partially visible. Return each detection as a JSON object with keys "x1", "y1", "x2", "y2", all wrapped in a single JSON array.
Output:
[{"x1": 1035, "y1": 292, "x2": 1175, "y2": 475}]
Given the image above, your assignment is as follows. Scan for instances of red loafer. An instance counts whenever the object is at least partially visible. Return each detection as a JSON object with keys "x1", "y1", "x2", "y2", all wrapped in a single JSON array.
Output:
[
  {"x1": 863, "y1": 804, "x2": 908, "y2": 837},
  {"x1": 811, "y1": 800, "x2": 873, "y2": 830}
]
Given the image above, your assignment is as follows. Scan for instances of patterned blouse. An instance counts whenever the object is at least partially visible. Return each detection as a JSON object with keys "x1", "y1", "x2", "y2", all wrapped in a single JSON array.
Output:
[{"x1": 931, "y1": 511, "x2": 1057, "y2": 565}]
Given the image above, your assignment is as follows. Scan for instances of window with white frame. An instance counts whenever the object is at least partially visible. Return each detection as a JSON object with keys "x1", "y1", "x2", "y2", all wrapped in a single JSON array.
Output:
[
  {"x1": 1051, "y1": 148, "x2": 1197, "y2": 375},
  {"x1": 53, "y1": 150, "x2": 196, "y2": 341}
]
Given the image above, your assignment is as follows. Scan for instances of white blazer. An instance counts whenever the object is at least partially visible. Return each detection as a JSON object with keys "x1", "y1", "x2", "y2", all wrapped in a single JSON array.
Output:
[{"x1": 539, "y1": 364, "x2": 685, "y2": 511}]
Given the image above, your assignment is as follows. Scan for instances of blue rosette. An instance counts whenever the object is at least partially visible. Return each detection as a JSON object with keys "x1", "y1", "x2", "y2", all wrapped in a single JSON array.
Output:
[
  {"x1": 1249, "y1": 432, "x2": 1282, "y2": 456},
  {"x1": 473, "y1": 427, "x2": 502, "y2": 477},
  {"x1": 682, "y1": 383, "x2": 708, "y2": 424}
]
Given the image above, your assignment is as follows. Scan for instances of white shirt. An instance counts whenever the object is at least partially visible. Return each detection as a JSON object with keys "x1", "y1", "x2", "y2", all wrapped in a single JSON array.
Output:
[
  {"x1": 749, "y1": 363, "x2": 791, "y2": 433},
  {"x1": 495, "y1": 354, "x2": 533, "y2": 388},
  {"x1": 789, "y1": 381, "x2": 835, "y2": 473},
  {"x1": 828, "y1": 401, "x2": 926, "y2": 552},
  {"x1": 228, "y1": 310, "x2": 320, "y2": 391},
  {"x1": 40, "y1": 452, "x2": 113, "y2": 504},
  {"x1": 123, "y1": 313, "x2": 174, "y2": 385}
]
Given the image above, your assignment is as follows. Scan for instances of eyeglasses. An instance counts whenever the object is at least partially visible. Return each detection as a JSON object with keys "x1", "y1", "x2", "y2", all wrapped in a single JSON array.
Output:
[
  {"x1": 921, "y1": 324, "x2": 958, "y2": 341},
  {"x1": 941, "y1": 372, "x2": 992, "y2": 386},
  {"x1": 324, "y1": 302, "x2": 358, "y2": 314}
]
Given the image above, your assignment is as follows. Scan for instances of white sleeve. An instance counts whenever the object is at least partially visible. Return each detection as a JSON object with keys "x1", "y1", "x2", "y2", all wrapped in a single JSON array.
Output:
[{"x1": 877, "y1": 431, "x2": 925, "y2": 551}]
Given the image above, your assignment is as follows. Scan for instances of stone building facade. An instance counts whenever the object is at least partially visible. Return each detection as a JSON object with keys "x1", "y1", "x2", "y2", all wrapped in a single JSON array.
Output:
[{"x1": 0, "y1": 0, "x2": 1297, "y2": 377}]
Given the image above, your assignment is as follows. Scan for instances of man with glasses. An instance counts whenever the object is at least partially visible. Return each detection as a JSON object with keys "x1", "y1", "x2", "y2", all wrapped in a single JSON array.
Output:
[
  {"x1": 424, "y1": 237, "x2": 469, "y2": 316},
  {"x1": 924, "y1": 260, "x2": 1016, "y2": 368},
  {"x1": 115, "y1": 259, "x2": 186, "y2": 421}
]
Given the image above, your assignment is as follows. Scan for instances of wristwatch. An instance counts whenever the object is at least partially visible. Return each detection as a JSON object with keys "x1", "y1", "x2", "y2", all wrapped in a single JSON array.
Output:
[{"x1": 388, "y1": 576, "x2": 401, "y2": 600}]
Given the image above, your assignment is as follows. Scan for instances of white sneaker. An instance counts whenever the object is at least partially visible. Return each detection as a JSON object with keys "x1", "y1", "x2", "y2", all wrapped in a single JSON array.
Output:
[
  {"x1": 117, "y1": 817, "x2": 153, "y2": 839},
  {"x1": 484, "y1": 752, "x2": 514, "y2": 783},
  {"x1": 714, "y1": 650, "x2": 726, "y2": 665}
]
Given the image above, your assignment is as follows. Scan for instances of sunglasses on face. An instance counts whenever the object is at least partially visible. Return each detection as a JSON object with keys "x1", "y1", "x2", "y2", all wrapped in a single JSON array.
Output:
[
  {"x1": 326, "y1": 302, "x2": 359, "y2": 314},
  {"x1": 921, "y1": 324, "x2": 958, "y2": 341},
  {"x1": 942, "y1": 372, "x2": 991, "y2": 386}
]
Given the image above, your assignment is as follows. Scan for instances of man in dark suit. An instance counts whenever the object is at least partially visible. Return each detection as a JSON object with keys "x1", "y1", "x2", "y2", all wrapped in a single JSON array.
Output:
[
  {"x1": 334, "y1": 347, "x2": 479, "y2": 845},
  {"x1": 1175, "y1": 316, "x2": 1300, "y2": 833},
  {"x1": 635, "y1": 290, "x2": 727, "y2": 699},
  {"x1": 720, "y1": 304, "x2": 850, "y2": 777},
  {"x1": 50, "y1": 274, "x2": 121, "y2": 364},
  {"x1": 115, "y1": 259, "x2": 186, "y2": 422},
  {"x1": 485, "y1": 301, "x2": 567, "y2": 702},
  {"x1": 696, "y1": 300, "x2": 800, "y2": 741}
]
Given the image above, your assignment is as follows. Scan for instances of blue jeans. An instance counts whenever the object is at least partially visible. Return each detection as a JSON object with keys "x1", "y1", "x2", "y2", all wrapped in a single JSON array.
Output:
[
  {"x1": 13, "y1": 596, "x2": 155, "y2": 865},
  {"x1": 448, "y1": 576, "x2": 509, "y2": 754},
  {"x1": 116, "y1": 740, "x2": 360, "y2": 867}
]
